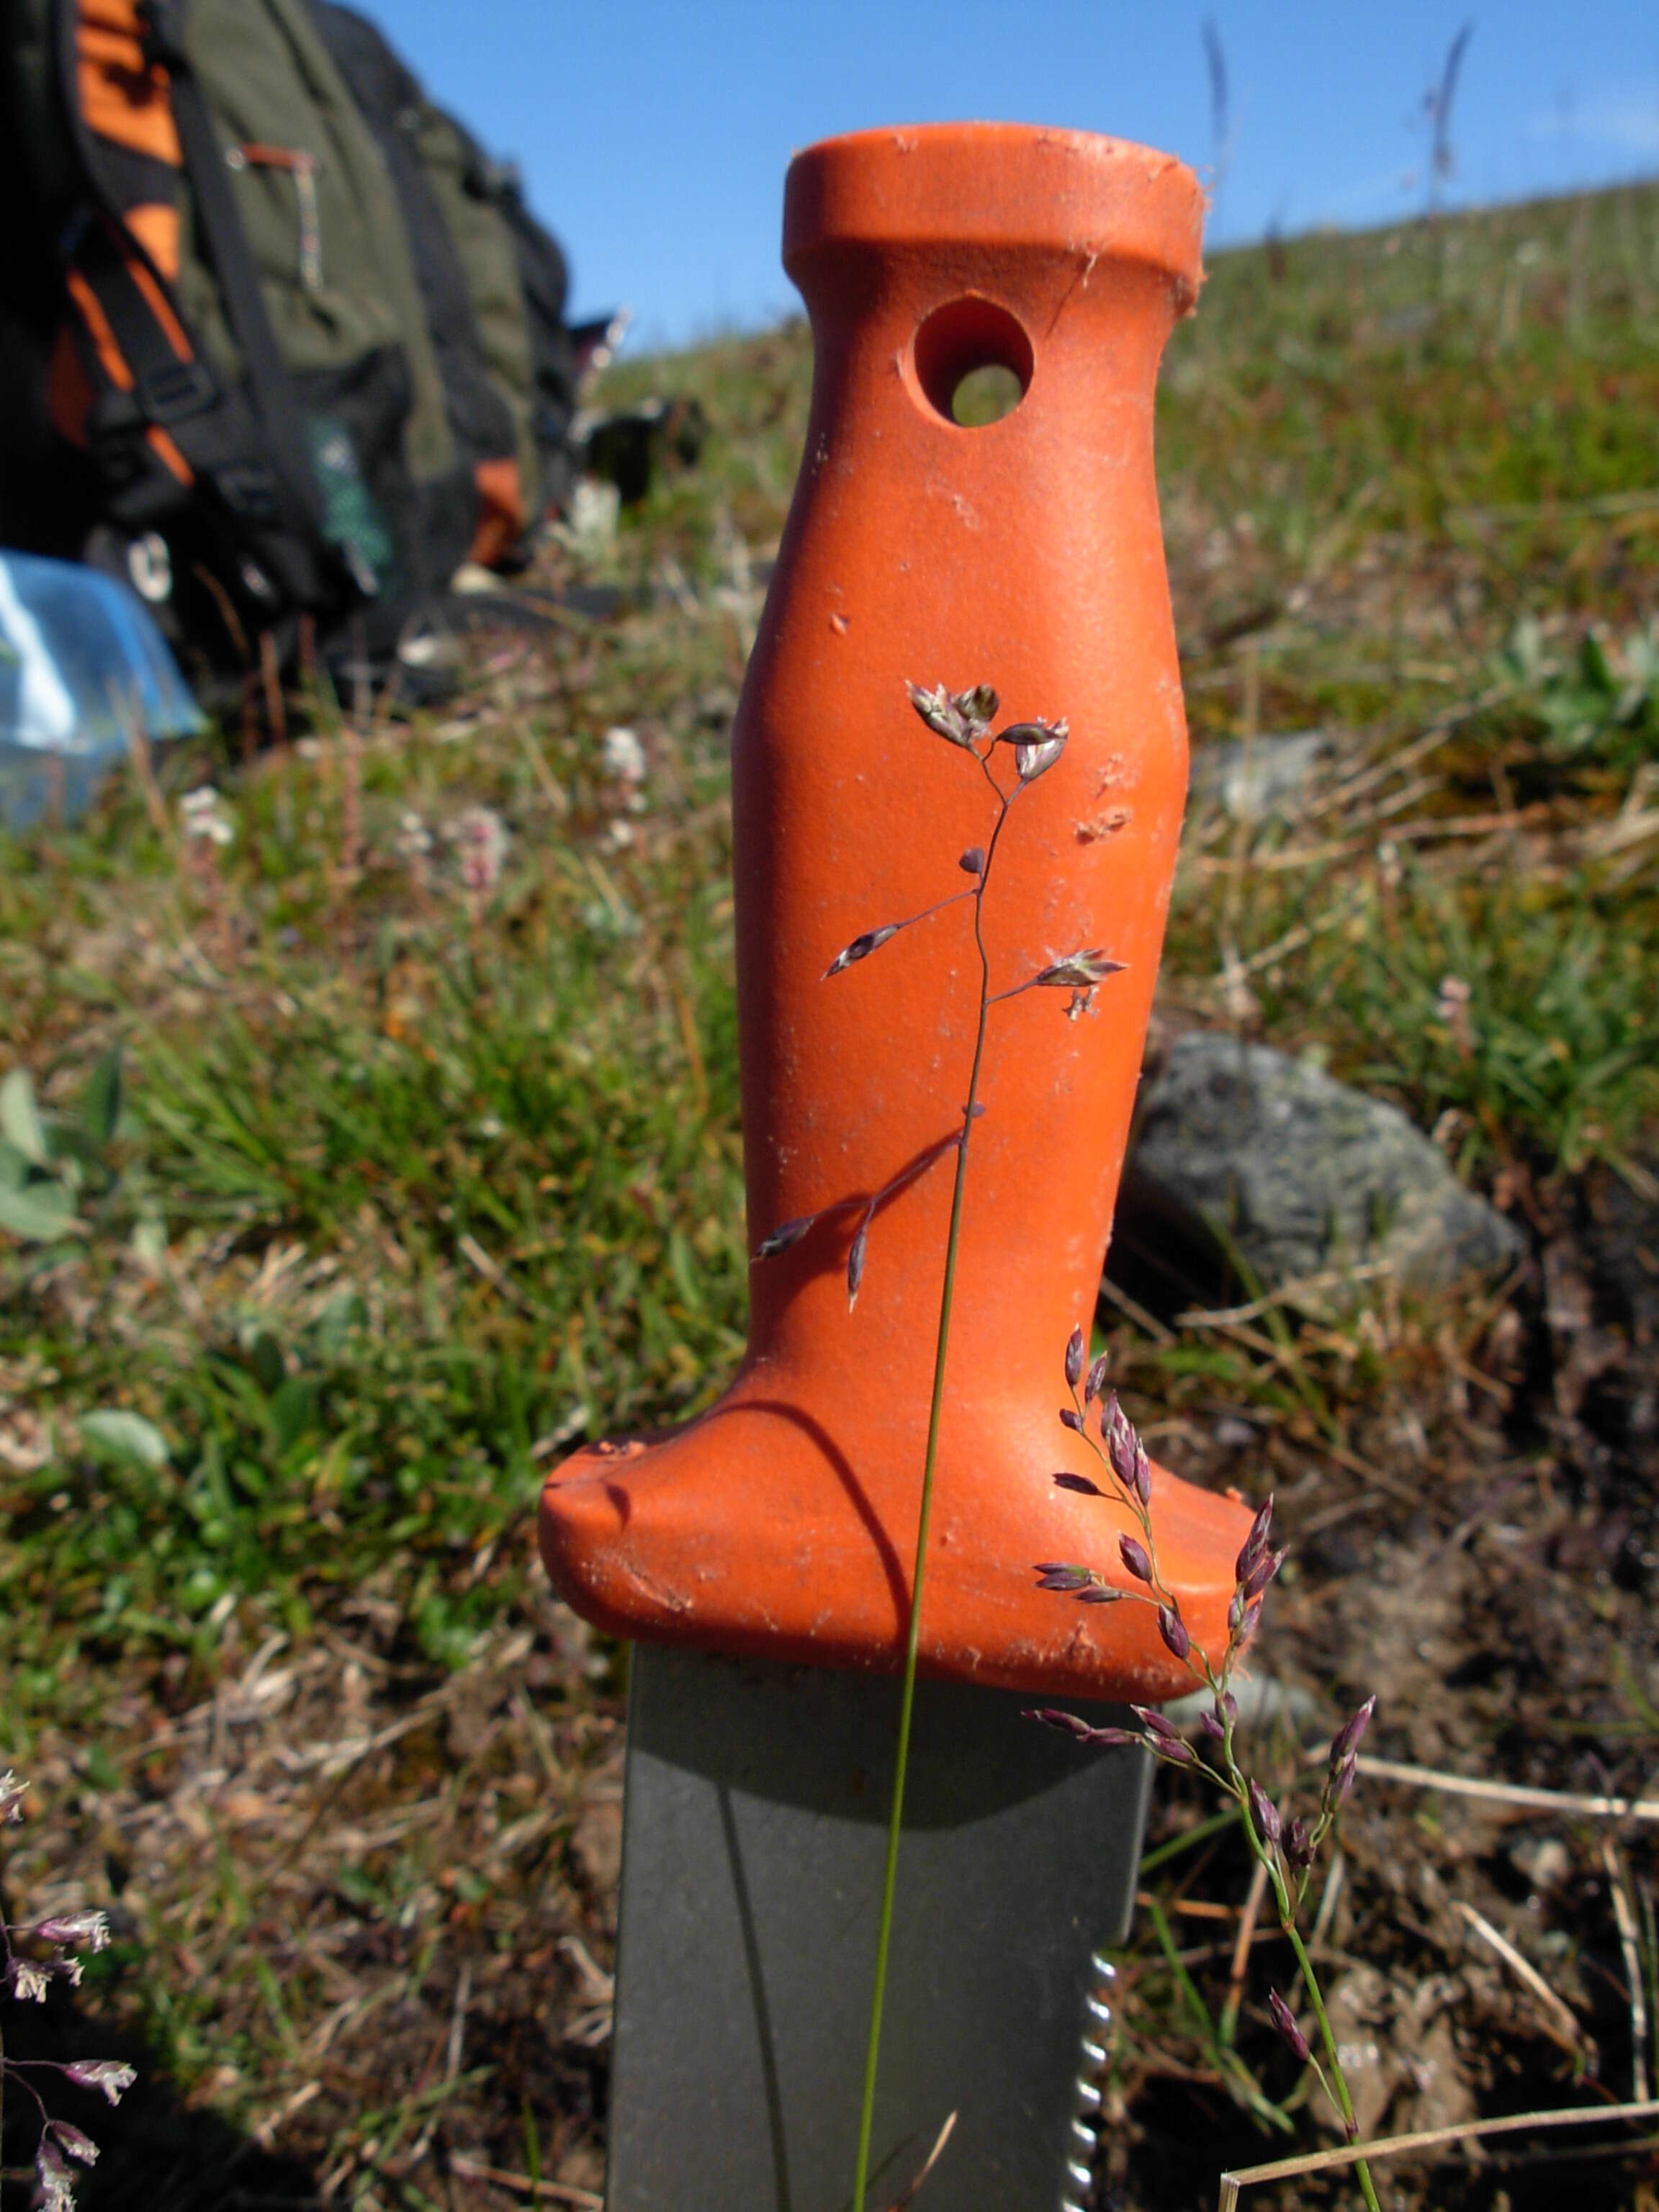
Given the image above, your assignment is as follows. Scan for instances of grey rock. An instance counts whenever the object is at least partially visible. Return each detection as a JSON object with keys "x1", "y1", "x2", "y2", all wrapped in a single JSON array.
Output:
[
  {"x1": 1127, "y1": 1032, "x2": 1524, "y2": 1295},
  {"x1": 1188, "y1": 729, "x2": 1331, "y2": 822}
]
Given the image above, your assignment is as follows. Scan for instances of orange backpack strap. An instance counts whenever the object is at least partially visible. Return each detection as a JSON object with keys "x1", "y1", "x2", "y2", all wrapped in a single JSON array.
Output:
[{"x1": 48, "y1": 0, "x2": 350, "y2": 613}]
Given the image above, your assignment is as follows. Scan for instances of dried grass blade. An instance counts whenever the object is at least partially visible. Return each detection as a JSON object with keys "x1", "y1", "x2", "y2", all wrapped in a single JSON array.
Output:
[
  {"x1": 1218, "y1": 2097, "x2": 1659, "y2": 2210},
  {"x1": 1602, "y1": 1840, "x2": 1651, "y2": 2101},
  {"x1": 1456, "y1": 1901, "x2": 1591, "y2": 2057},
  {"x1": 1354, "y1": 1754, "x2": 1659, "y2": 1823}
]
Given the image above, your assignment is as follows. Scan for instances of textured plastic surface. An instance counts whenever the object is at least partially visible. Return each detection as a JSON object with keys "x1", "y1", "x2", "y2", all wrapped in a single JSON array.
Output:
[{"x1": 541, "y1": 125, "x2": 1251, "y2": 1699}]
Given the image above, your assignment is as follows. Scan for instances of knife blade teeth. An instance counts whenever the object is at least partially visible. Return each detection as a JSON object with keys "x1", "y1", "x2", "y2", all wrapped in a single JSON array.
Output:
[
  {"x1": 1071, "y1": 2118, "x2": 1100, "y2": 2151},
  {"x1": 1075, "y1": 2077, "x2": 1102, "y2": 2110},
  {"x1": 1061, "y1": 2200, "x2": 1089, "y2": 2212},
  {"x1": 1090, "y1": 1952, "x2": 1118, "y2": 1982},
  {"x1": 1085, "y1": 1991, "x2": 1114, "y2": 2024},
  {"x1": 1082, "y1": 2036, "x2": 1108, "y2": 2065},
  {"x1": 1066, "y1": 2159, "x2": 1094, "y2": 2190}
]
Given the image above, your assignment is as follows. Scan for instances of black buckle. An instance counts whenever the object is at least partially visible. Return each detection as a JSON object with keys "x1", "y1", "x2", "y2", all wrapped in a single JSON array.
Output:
[
  {"x1": 138, "y1": 359, "x2": 217, "y2": 426},
  {"x1": 214, "y1": 462, "x2": 279, "y2": 520}
]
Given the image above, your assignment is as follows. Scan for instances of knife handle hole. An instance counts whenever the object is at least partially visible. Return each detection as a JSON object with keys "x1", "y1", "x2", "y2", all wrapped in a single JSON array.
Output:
[{"x1": 912, "y1": 297, "x2": 1033, "y2": 428}]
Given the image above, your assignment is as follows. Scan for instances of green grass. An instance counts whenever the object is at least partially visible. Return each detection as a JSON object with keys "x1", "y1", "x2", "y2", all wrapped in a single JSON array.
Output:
[{"x1": 0, "y1": 606, "x2": 752, "y2": 1726}]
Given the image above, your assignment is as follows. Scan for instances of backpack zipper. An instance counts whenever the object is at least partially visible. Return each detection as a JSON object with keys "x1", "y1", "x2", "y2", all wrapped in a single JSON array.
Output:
[{"x1": 224, "y1": 144, "x2": 323, "y2": 293}]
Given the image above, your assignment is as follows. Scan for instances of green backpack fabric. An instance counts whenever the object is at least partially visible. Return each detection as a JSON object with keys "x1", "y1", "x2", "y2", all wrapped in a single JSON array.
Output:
[
  {"x1": 307, "y1": 0, "x2": 580, "y2": 568},
  {"x1": 0, "y1": 0, "x2": 577, "y2": 675}
]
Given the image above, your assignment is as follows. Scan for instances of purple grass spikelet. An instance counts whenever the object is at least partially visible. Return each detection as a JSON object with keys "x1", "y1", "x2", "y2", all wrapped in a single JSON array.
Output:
[
  {"x1": 1102, "y1": 1392, "x2": 1135, "y2": 1479},
  {"x1": 1248, "y1": 1780, "x2": 1283, "y2": 1848},
  {"x1": 1118, "y1": 1533, "x2": 1154, "y2": 1584},
  {"x1": 1064, "y1": 1324, "x2": 1086, "y2": 1388},
  {"x1": 1002, "y1": 719, "x2": 1069, "y2": 783},
  {"x1": 846, "y1": 1215, "x2": 870, "y2": 1310},
  {"x1": 62, "y1": 2062, "x2": 137, "y2": 2106},
  {"x1": 1235, "y1": 1496, "x2": 1274, "y2": 1582},
  {"x1": 1028, "y1": 1709, "x2": 1139, "y2": 1748},
  {"x1": 1034, "y1": 948, "x2": 1127, "y2": 989},
  {"x1": 1034, "y1": 1563, "x2": 1094, "y2": 1592},
  {"x1": 33, "y1": 1912, "x2": 110, "y2": 1953},
  {"x1": 1158, "y1": 1605, "x2": 1191, "y2": 1662},
  {"x1": 825, "y1": 922, "x2": 899, "y2": 978},
  {"x1": 53, "y1": 2126, "x2": 99, "y2": 2168},
  {"x1": 1329, "y1": 1694, "x2": 1377, "y2": 1771},
  {"x1": 1242, "y1": 1547, "x2": 1285, "y2": 1601},
  {"x1": 36, "y1": 2137, "x2": 76, "y2": 2212},
  {"x1": 756, "y1": 1213, "x2": 816, "y2": 1259},
  {"x1": 1268, "y1": 1989, "x2": 1312, "y2": 2063}
]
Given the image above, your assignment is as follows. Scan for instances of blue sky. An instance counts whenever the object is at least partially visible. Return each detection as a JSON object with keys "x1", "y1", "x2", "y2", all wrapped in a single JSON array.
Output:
[{"x1": 377, "y1": 1, "x2": 1659, "y2": 349}]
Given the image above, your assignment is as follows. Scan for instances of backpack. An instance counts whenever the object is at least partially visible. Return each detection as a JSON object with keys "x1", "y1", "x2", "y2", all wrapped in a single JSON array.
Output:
[
  {"x1": 307, "y1": 1, "x2": 580, "y2": 570},
  {"x1": 0, "y1": 0, "x2": 580, "y2": 678}
]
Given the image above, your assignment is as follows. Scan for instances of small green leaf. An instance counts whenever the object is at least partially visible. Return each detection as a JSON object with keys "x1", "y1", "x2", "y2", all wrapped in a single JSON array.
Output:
[
  {"x1": 0, "y1": 1179, "x2": 78, "y2": 1242},
  {"x1": 1580, "y1": 630, "x2": 1617, "y2": 696},
  {"x1": 0, "y1": 1068, "x2": 48, "y2": 1167},
  {"x1": 83, "y1": 1050, "x2": 124, "y2": 1150},
  {"x1": 269, "y1": 1376, "x2": 319, "y2": 1454},
  {"x1": 248, "y1": 1331, "x2": 287, "y2": 1396},
  {"x1": 81, "y1": 1409, "x2": 170, "y2": 1469}
]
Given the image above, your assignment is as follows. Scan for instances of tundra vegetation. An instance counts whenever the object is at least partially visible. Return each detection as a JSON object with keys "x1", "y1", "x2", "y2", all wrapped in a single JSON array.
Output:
[{"x1": 3, "y1": 184, "x2": 1659, "y2": 2208}]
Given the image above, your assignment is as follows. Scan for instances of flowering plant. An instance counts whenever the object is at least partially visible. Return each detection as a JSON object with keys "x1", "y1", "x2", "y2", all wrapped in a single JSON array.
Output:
[
  {"x1": 1030, "y1": 1362, "x2": 1380, "y2": 2211},
  {"x1": 1, "y1": 1771, "x2": 137, "y2": 2210}
]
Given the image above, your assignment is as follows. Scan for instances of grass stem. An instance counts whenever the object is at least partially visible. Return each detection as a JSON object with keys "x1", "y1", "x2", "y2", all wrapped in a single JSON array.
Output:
[{"x1": 849, "y1": 764, "x2": 1011, "y2": 2211}]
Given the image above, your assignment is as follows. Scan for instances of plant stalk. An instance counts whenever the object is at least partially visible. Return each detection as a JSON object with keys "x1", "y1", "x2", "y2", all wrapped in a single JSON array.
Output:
[
  {"x1": 849, "y1": 772, "x2": 1010, "y2": 2211},
  {"x1": 1287, "y1": 1922, "x2": 1381, "y2": 2212}
]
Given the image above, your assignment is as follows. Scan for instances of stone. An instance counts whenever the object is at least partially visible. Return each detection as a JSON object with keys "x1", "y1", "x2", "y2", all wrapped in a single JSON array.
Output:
[
  {"x1": 1187, "y1": 728, "x2": 1331, "y2": 821},
  {"x1": 1124, "y1": 1032, "x2": 1524, "y2": 1296}
]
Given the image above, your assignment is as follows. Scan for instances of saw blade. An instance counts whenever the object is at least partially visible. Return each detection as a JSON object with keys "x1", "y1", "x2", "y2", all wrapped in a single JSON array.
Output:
[{"x1": 603, "y1": 1643, "x2": 1150, "y2": 2211}]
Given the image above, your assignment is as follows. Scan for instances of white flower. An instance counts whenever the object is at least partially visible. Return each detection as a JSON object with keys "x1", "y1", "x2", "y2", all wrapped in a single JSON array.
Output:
[
  {"x1": 454, "y1": 806, "x2": 508, "y2": 895},
  {"x1": 37, "y1": 2136, "x2": 76, "y2": 2212},
  {"x1": 395, "y1": 811, "x2": 433, "y2": 860},
  {"x1": 0, "y1": 1768, "x2": 26, "y2": 1822},
  {"x1": 34, "y1": 1910, "x2": 110, "y2": 1952},
  {"x1": 552, "y1": 477, "x2": 620, "y2": 563},
  {"x1": 55, "y1": 2125, "x2": 99, "y2": 2167},
  {"x1": 12, "y1": 1959, "x2": 50, "y2": 2001},
  {"x1": 179, "y1": 786, "x2": 233, "y2": 847},
  {"x1": 63, "y1": 2060, "x2": 137, "y2": 2105},
  {"x1": 601, "y1": 725, "x2": 647, "y2": 785}
]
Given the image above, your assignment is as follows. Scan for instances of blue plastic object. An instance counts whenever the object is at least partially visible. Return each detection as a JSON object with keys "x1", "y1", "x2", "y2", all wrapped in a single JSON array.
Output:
[{"x1": 0, "y1": 549, "x2": 205, "y2": 830}]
